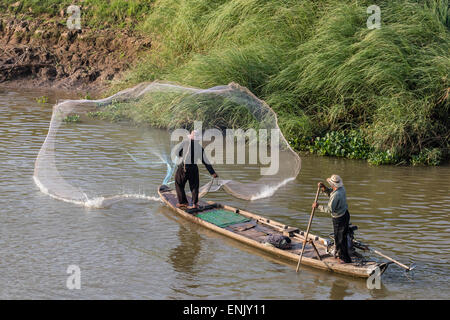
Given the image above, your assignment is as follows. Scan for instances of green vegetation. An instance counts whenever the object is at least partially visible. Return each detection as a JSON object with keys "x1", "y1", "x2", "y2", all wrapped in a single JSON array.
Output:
[
  {"x1": 410, "y1": 148, "x2": 443, "y2": 166},
  {"x1": 109, "y1": 0, "x2": 449, "y2": 166},
  {"x1": 306, "y1": 130, "x2": 405, "y2": 165},
  {"x1": 310, "y1": 131, "x2": 372, "y2": 160},
  {"x1": 35, "y1": 95, "x2": 48, "y2": 104},
  {"x1": 82, "y1": 92, "x2": 92, "y2": 100},
  {"x1": 63, "y1": 114, "x2": 81, "y2": 123},
  {"x1": 89, "y1": 92, "x2": 261, "y2": 131},
  {"x1": 5, "y1": 0, "x2": 449, "y2": 165},
  {"x1": 1, "y1": 0, "x2": 153, "y2": 29}
]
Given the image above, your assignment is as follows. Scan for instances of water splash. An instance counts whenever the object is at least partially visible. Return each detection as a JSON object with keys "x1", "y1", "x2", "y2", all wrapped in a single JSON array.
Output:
[
  {"x1": 34, "y1": 176, "x2": 160, "y2": 209},
  {"x1": 249, "y1": 177, "x2": 295, "y2": 200}
]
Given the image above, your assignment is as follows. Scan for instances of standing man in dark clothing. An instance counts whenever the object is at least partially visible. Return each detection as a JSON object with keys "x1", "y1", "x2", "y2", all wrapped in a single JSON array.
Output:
[
  {"x1": 312, "y1": 174, "x2": 352, "y2": 263},
  {"x1": 175, "y1": 130, "x2": 218, "y2": 209}
]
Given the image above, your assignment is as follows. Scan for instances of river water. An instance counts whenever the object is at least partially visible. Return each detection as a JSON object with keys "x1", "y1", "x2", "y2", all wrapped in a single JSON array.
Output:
[{"x1": 0, "y1": 87, "x2": 449, "y2": 299}]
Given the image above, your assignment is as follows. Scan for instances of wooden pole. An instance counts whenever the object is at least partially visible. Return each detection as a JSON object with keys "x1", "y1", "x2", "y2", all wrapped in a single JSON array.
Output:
[
  {"x1": 296, "y1": 185, "x2": 321, "y2": 273},
  {"x1": 353, "y1": 241, "x2": 413, "y2": 271},
  {"x1": 371, "y1": 249, "x2": 412, "y2": 271}
]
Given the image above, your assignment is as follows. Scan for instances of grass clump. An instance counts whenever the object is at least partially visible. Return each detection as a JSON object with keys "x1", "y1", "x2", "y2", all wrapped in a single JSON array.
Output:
[
  {"x1": 35, "y1": 95, "x2": 49, "y2": 104},
  {"x1": 410, "y1": 148, "x2": 443, "y2": 166},
  {"x1": 116, "y1": 0, "x2": 320, "y2": 92},
  {"x1": 267, "y1": 1, "x2": 449, "y2": 163},
  {"x1": 63, "y1": 114, "x2": 81, "y2": 123},
  {"x1": 111, "y1": 0, "x2": 449, "y2": 165},
  {"x1": 89, "y1": 91, "x2": 262, "y2": 131}
]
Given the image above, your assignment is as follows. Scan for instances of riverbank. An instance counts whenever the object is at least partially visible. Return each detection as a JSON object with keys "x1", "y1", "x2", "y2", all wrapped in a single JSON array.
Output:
[
  {"x1": 0, "y1": 11, "x2": 150, "y2": 95},
  {"x1": 1, "y1": 0, "x2": 449, "y2": 165}
]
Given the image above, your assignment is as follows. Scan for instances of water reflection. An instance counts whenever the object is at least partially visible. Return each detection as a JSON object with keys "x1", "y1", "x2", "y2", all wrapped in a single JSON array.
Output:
[
  {"x1": 169, "y1": 225, "x2": 203, "y2": 276},
  {"x1": 367, "y1": 282, "x2": 389, "y2": 300},
  {"x1": 329, "y1": 279, "x2": 351, "y2": 300}
]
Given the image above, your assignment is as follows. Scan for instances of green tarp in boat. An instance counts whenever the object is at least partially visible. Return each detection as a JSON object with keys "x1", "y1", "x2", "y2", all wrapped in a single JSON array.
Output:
[{"x1": 196, "y1": 209, "x2": 251, "y2": 228}]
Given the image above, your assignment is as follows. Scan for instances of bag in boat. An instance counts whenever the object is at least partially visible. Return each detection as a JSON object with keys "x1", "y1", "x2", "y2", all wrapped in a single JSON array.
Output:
[{"x1": 263, "y1": 234, "x2": 292, "y2": 249}]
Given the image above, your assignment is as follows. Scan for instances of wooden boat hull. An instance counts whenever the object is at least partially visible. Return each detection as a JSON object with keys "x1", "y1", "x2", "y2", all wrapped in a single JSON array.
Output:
[{"x1": 158, "y1": 185, "x2": 389, "y2": 278}]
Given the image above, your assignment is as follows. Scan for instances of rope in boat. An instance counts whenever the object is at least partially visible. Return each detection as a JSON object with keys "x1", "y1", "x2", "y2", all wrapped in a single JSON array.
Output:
[{"x1": 205, "y1": 177, "x2": 215, "y2": 195}]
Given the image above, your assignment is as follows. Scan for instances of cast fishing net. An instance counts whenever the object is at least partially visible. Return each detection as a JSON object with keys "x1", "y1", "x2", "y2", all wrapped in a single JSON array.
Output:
[{"x1": 34, "y1": 81, "x2": 301, "y2": 207}]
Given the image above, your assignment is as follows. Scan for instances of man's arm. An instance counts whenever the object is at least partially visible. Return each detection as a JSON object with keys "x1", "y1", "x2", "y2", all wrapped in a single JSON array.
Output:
[{"x1": 317, "y1": 193, "x2": 338, "y2": 214}]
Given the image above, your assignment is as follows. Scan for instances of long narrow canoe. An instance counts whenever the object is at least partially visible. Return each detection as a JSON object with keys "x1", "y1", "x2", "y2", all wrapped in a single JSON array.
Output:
[{"x1": 158, "y1": 185, "x2": 389, "y2": 278}]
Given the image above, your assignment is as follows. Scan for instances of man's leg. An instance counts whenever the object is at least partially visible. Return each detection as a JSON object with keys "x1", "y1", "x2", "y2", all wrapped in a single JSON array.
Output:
[
  {"x1": 341, "y1": 211, "x2": 352, "y2": 262},
  {"x1": 333, "y1": 212, "x2": 352, "y2": 263},
  {"x1": 175, "y1": 166, "x2": 188, "y2": 205},
  {"x1": 332, "y1": 218, "x2": 340, "y2": 258},
  {"x1": 188, "y1": 165, "x2": 200, "y2": 206}
]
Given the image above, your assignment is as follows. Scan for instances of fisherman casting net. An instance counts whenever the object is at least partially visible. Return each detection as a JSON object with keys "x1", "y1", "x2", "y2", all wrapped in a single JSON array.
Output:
[{"x1": 34, "y1": 81, "x2": 301, "y2": 208}]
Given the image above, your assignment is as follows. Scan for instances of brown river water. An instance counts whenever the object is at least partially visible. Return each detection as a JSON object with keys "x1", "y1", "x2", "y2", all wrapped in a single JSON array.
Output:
[{"x1": 0, "y1": 87, "x2": 449, "y2": 299}]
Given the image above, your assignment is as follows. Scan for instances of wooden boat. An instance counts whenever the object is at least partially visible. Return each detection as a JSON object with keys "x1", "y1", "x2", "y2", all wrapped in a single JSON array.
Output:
[{"x1": 158, "y1": 185, "x2": 390, "y2": 278}]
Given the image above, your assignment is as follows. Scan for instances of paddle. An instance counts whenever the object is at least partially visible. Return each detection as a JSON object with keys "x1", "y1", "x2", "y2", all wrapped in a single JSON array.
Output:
[
  {"x1": 353, "y1": 241, "x2": 415, "y2": 271},
  {"x1": 296, "y1": 184, "x2": 321, "y2": 273},
  {"x1": 371, "y1": 248, "x2": 414, "y2": 271}
]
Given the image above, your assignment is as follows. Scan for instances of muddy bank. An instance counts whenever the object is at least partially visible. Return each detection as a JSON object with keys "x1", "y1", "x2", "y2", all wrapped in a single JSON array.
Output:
[{"x1": 0, "y1": 14, "x2": 151, "y2": 95}]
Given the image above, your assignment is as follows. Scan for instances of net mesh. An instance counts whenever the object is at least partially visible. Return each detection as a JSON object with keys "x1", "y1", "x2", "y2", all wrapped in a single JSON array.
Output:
[{"x1": 34, "y1": 81, "x2": 301, "y2": 207}]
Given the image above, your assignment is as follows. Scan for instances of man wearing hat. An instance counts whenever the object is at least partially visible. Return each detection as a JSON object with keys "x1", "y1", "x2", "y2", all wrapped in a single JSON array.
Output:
[
  {"x1": 175, "y1": 130, "x2": 218, "y2": 209},
  {"x1": 312, "y1": 174, "x2": 352, "y2": 263}
]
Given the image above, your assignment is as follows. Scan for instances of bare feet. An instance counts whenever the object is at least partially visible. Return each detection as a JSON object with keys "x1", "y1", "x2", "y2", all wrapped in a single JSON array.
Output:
[
  {"x1": 176, "y1": 203, "x2": 188, "y2": 208},
  {"x1": 188, "y1": 204, "x2": 199, "y2": 209}
]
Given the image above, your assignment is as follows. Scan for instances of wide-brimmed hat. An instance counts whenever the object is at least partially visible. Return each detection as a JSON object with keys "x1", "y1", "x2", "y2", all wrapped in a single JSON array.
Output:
[{"x1": 327, "y1": 174, "x2": 343, "y2": 188}]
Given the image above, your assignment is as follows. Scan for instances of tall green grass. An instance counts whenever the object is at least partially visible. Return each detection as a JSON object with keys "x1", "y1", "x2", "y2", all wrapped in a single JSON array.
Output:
[
  {"x1": 113, "y1": 0, "x2": 448, "y2": 165},
  {"x1": 4, "y1": 0, "x2": 449, "y2": 164},
  {"x1": 90, "y1": 91, "x2": 262, "y2": 131},
  {"x1": 2, "y1": 0, "x2": 153, "y2": 29},
  {"x1": 266, "y1": 1, "x2": 449, "y2": 162}
]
